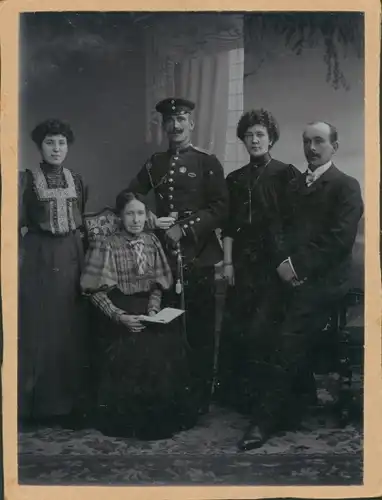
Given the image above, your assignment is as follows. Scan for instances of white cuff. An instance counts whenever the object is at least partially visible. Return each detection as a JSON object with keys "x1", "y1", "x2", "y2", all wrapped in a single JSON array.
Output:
[{"x1": 281, "y1": 257, "x2": 298, "y2": 280}]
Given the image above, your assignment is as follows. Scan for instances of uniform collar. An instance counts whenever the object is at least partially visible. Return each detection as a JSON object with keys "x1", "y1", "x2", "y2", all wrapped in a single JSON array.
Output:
[{"x1": 168, "y1": 142, "x2": 193, "y2": 155}]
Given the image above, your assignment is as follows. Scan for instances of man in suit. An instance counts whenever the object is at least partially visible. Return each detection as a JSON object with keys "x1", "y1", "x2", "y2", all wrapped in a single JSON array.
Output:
[
  {"x1": 121, "y1": 98, "x2": 228, "y2": 415},
  {"x1": 239, "y1": 121, "x2": 364, "y2": 450}
]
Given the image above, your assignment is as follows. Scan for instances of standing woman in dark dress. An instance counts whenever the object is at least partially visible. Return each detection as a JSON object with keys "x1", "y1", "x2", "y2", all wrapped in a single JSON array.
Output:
[
  {"x1": 217, "y1": 109, "x2": 301, "y2": 447},
  {"x1": 18, "y1": 119, "x2": 89, "y2": 427},
  {"x1": 80, "y1": 191, "x2": 197, "y2": 440}
]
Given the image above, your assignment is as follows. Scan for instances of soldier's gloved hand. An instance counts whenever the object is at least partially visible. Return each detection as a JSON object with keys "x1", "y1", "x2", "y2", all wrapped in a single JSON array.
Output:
[
  {"x1": 165, "y1": 224, "x2": 183, "y2": 247},
  {"x1": 155, "y1": 217, "x2": 175, "y2": 230}
]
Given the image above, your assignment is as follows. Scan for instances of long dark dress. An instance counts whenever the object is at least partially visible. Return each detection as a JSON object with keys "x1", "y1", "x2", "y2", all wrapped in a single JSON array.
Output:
[
  {"x1": 80, "y1": 231, "x2": 198, "y2": 440},
  {"x1": 18, "y1": 163, "x2": 89, "y2": 420},
  {"x1": 217, "y1": 156, "x2": 300, "y2": 414}
]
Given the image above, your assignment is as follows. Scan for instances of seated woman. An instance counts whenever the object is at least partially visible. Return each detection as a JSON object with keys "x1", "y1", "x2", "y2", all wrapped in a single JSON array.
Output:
[{"x1": 80, "y1": 191, "x2": 197, "y2": 440}]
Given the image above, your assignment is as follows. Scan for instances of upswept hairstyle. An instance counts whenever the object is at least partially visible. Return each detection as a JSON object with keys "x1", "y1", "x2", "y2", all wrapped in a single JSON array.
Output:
[
  {"x1": 31, "y1": 119, "x2": 75, "y2": 148},
  {"x1": 115, "y1": 191, "x2": 147, "y2": 214},
  {"x1": 237, "y1": 109, "x2": 280, "y2": 147}
]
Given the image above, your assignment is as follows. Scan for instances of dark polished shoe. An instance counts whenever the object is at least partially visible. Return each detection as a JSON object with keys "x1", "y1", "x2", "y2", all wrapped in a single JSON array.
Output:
[{"x1": 237, "y1": 424, "x2": 269, "y2": 451}]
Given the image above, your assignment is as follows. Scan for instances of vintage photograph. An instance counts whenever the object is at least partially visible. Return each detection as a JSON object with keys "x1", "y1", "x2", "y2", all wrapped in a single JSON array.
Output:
[{"x1": 17, "y1": 11, "x2": 365, "y2": 486}]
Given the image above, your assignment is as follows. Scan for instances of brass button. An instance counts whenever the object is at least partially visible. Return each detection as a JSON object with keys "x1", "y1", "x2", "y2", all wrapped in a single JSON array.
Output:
[
  {"x1": 190, "y1": 220, "x2": 194, "y2": 225},
  {"x1": 169, "y1": 204, "x2": 174, "y2": 209},
  {"x1": 169, "y1": 170, "x2": 175, "y2": 175},
  {"x1": 168, "y1": 178, "x2": 174, "y2": 183},
  {"x1": 196, "y1": 217, "x2": 201, "y2": 222},
  {"x1": 168, "y1": 195, "x2": 173, "y2": 200},
  {"x1": 169, "y1": 186, "x2": 174, "y2": 191}
]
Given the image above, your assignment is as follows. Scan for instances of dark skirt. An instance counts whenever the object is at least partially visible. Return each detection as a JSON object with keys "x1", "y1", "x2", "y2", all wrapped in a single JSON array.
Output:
[
  {"x1": 216, "y1": 255, "x2": 286, "y2": 414},
  {"x1": 93, "y1": 290, "x2": 198, "y2": 440},
  {"x1": 18, "y1": 230, "x2": 89, "y2": 420}
]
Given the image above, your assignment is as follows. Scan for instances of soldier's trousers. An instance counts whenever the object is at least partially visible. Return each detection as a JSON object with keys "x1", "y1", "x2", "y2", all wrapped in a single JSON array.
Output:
[{"x1": 166, "y1": 265, "x2": 216, "y2": 414}]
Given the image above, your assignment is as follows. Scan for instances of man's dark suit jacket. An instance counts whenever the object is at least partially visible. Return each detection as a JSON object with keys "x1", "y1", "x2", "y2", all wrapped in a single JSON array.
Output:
[{"x1": 278, "y1": 164, "x2": 364, "y2": 290}]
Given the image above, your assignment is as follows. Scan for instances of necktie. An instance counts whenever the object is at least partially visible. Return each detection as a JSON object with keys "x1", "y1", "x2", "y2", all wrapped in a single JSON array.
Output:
[
  {"x1": 306, "y1": 169, "x2": 315, "y2": 187},
  {"x1": 129, "y1": 238, "x2": 147, "y2": 275}
]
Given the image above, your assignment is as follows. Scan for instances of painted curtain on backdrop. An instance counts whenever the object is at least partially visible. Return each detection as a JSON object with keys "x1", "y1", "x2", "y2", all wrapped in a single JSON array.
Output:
[
  {"x1": 175, "y1": 51, "x2": 230, "y2": 163},
  {"x1": 143, "y1": 12, "x2": 243, "y2": 160}
]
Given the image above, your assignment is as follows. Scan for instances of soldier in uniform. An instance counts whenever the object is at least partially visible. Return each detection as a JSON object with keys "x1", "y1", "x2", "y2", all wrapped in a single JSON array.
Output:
[{"x1": 121, "y1": 98, "x2": 228, "y2": 415}]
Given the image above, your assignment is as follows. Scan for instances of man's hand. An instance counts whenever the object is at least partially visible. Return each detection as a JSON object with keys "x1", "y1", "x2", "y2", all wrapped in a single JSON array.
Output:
[
  {"x1": 155, "y1": 217, "x2": 176, "y2": 230},
  {"x1": 120, "y1": 314, "x2": 145, "y2": 333},
  {"x1": 165, "y1": 224, "x2": 183, "y2": 247},
  {"x1": 147, "y1": 310, "x2": 157, "y2": 317},
  {"x1": 277, "y1": 260, "x2": 296, "y2": 283}
]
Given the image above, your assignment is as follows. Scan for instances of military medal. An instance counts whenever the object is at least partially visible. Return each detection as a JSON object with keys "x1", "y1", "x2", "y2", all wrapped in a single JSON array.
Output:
[{"x1": 179, "y1": 166, "x2": 187, "y2": 174}]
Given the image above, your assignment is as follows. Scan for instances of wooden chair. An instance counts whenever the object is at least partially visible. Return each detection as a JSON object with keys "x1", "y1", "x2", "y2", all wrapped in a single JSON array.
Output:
[{"x1": 309, "y1": 287, "x2": 364, "y2": 426}]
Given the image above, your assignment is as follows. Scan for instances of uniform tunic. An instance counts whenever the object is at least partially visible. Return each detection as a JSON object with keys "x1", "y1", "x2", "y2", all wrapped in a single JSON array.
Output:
[
  {"x1": 125, "y1": 144, "x2": 229, "y2": 412},
  {"x1": 81, "y1": 231, "x2": 197, "y2": 439},
  {"x1": 18, "y1": 163, "x2": 89, "y2": 420}
]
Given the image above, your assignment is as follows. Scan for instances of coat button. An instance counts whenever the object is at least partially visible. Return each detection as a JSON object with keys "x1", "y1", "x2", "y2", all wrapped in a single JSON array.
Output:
[
  {"x1": 196, "y1": 217, "x2": 201, "y2": 222},
  {"x1": 169, "y1": 170, "x2": 175, "y2": 175},
  {"x1": 169, "y1": 186, "x2": 174, "y2": 191},
  {"x1": 169, "y1": 204, "x2": 174, "y2": 209},
  {"x1": 168, "y1": 195, "x2": 173, "y2": 200},
  {"x1": 168, "y1": 178, "x2": 174, "y2": 183},
  {"x1": 190, "y1": 220, "x2": 194, "y2": 225}
]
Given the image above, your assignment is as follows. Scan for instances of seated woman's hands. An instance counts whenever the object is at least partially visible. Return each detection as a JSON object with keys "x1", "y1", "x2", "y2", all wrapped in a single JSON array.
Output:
[{"x1": 120, "y1": 314, "x2": 145, "y2": 333}]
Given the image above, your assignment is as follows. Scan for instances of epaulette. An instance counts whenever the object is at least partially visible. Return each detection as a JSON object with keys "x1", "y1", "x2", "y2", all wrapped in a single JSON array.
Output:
[{"x1": 191, "y1": 145, "x2": 213, "y2": 156}]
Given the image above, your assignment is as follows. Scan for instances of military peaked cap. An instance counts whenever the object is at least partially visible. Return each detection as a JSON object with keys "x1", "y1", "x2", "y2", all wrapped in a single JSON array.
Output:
[{"x1": 155, "y1": 98, "x2": 195, "y2": 116}]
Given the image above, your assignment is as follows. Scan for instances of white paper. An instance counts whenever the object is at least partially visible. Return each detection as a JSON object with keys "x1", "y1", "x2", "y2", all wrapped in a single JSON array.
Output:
[{"x1": 140, "y1": 307, "x2": 185, "y2": 324}]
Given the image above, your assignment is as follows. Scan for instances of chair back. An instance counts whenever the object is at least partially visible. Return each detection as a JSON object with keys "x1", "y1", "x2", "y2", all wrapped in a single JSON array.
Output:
[{"x1": 83, "y1": 207, "x2": 121, "y2": 243}]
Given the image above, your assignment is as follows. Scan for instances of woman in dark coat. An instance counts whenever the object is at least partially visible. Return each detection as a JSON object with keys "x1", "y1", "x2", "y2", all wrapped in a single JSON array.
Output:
[
  {"x1": 217, "y1": 109, "x2": 302, "y2": 448},
  {"x1": 18, "y1": 119, "x2": 89, "y2": 427},
  {"x1": 80, "y1": 191, "x2": 198, "y2": 440}
]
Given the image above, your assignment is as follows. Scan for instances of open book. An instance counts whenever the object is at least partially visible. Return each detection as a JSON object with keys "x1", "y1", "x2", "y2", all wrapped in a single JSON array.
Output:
[{"x1": 139, "y1": 307, "x2": 185, "y2": 324}]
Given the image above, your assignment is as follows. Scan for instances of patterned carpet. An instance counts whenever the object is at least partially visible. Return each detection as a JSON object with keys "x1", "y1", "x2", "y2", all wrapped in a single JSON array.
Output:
[{"x1": 18, "y1": 385, "x2": 363, "y2": 486}]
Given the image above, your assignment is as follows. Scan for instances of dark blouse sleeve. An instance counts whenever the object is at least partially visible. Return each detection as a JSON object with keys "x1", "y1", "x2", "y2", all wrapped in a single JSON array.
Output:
[
  {"x1": 220, "y1": 172, "x2": 237, "y2": 239},
  {"x1": 73, "y1": 172, "x2": 88, "y2": 215},
  {"x1": 19, "y1": 170, "x2": 34, "y2": 230},
  {"x1": 270, "y1": 163, "x2": 302, "y2": 263},
  {"x1": 73, "y1": 172, "x2": 89, "y2": 248}
]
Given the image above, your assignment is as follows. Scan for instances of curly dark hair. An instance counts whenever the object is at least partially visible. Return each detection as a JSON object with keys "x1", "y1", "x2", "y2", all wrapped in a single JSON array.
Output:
[
  {"x1": 115, "y1": 191, "x2": 147, "y2": 214},
  {"x1": 31, "y1": 119, "x2": 75, "y2": 148},
  {"x1": 237, "y1": 109, "x2": 280, "y2": 146}
]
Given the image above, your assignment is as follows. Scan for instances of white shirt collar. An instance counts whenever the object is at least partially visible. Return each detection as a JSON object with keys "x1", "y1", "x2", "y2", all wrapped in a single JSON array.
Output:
[{"x1": 307, "y1": 160, "x2": 332, "y2": 181}]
